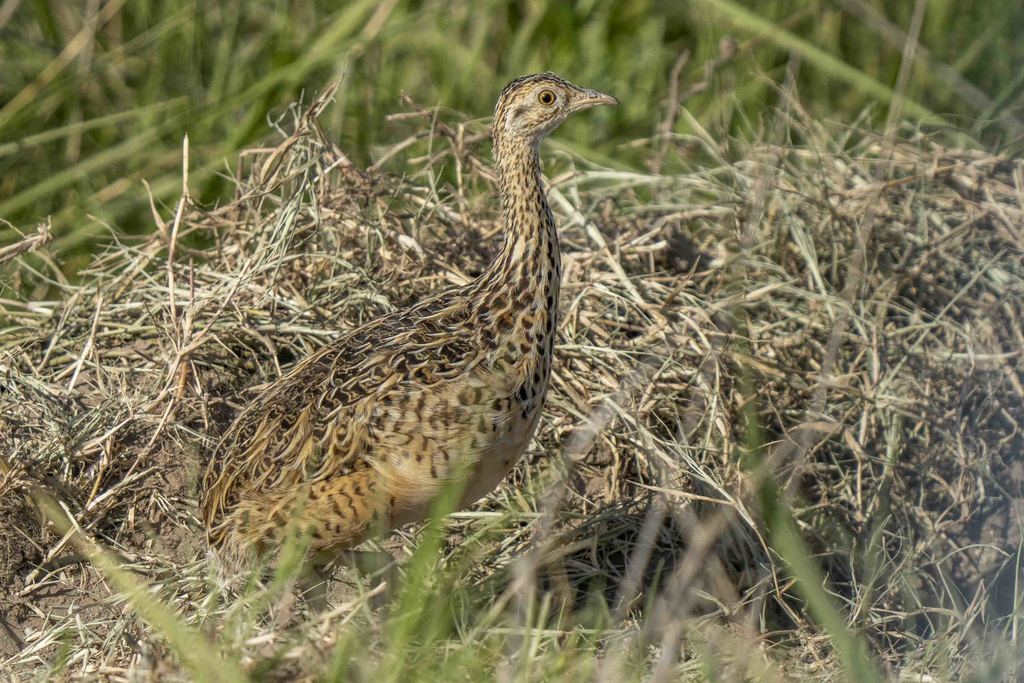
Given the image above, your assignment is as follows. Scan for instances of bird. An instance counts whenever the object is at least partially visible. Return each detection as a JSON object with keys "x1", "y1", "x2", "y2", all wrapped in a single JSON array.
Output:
[{"x1": 201, "y1": 73, "x2": 617, "y2": 571}]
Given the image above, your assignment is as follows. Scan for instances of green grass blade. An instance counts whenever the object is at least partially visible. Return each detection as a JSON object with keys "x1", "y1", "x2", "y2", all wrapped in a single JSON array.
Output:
[
  {"x1": 31, "y1": 492, "x2": 249, "y2": 683},
  {"x1": 695, "y1": 0, "x2": 946, "y2": 126}
]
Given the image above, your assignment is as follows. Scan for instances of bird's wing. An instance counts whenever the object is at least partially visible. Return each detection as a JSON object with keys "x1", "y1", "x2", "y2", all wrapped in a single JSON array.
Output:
[{"x1": 200, "y1": 289, "x2": 479, "y2": 526}]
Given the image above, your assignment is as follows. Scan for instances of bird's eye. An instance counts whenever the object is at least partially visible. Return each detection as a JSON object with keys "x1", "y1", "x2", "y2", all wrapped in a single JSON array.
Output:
[{"x1": 537, "y1": 89, "x2": 556, "y2": 106}]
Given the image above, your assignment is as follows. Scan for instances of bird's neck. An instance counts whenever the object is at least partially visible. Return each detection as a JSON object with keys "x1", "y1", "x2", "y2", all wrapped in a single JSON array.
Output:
[
  {"x1": 470, "y1": 137, "x2": 561, "y2": 379},
  {"x1": 477, "y1": 140, "x2": 561, "y2": 305}
]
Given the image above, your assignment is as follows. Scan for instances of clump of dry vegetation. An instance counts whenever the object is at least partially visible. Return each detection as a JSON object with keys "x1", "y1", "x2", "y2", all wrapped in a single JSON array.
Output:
[{"x1": 1, "y1": 91, "x2": 1021, "y2": 681}]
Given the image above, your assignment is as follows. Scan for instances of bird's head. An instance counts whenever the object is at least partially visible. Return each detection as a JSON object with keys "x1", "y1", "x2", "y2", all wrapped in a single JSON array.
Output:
[{"x1": 492, "y1": 72, "x2": 617, "y2": 151}]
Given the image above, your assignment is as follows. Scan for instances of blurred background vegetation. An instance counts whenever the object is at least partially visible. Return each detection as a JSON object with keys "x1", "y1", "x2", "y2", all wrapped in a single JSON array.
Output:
[{"x1": 1, "y1": 0, "x2": 1022, "y2": 276}]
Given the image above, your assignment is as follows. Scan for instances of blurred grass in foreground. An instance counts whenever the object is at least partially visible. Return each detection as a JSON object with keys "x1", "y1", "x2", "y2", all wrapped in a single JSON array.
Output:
[{"x1": 1, "y1": 0, "x2": 1022, "y2": 277}]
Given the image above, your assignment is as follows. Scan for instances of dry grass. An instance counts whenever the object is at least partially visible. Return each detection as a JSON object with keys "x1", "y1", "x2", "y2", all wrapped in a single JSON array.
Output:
[{"x1": 1, "y1": 89, "x2": 1022, "y2": 681}]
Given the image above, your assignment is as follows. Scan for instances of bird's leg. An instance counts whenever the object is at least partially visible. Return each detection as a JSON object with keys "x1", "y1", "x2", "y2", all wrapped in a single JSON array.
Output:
[
  {"x1": 298, "y1": 547, "x2": 399, "y2": 611},
  {"x1": 297, "y1": 562, "x2": 332, "y2": 611}
]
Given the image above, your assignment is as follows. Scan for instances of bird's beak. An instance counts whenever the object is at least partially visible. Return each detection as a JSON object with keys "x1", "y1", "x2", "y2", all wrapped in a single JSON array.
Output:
[{"x1": 570, "y1": 89, "x2": 618, "y2": 112}]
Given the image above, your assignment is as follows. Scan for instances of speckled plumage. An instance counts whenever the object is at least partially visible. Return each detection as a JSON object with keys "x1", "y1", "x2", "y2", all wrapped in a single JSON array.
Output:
[{"x1": 201, "y1": 73, "x2": 616, "y2": 569}]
